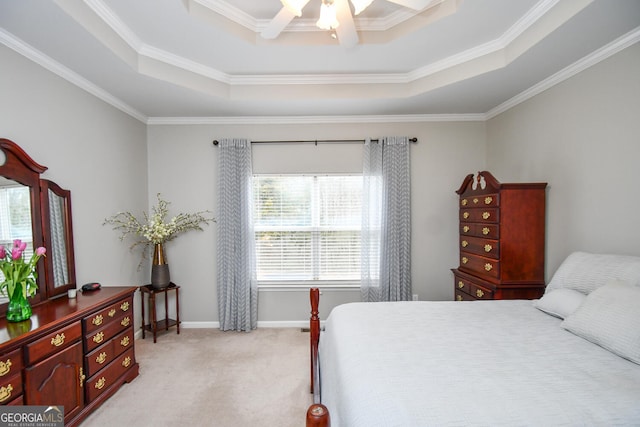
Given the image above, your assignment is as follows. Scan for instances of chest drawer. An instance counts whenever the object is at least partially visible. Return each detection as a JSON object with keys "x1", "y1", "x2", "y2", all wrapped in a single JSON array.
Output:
[
  {"x1": 83, "y1": 297, "x2": 133, "y2": 334},
  {"x1": 460, "y1": 252, "x2": 499, "y2": 280},
  {"x1": 85, "y1": 312, "x2": 132, "y2": 353},
  {"x1": 460, "y1": 208, "x2": 499, "y2": 224},
  {"x1": 0, "y1": 372, "x2": 23, "y2": 405},
  {"x1": 460, "y1": 236, "x2": 499, "y2": 259},
  {"x1": 460, "y1": 223, "x2": 499, "y2": 240},
  {"x1": 460, "y1": 194, "x2": 499, "y2": 208},
  {"x1": 85, "y1": 347, "x2": 135, "y2": 403},
  {"x1": 26, "y1": 322, "x2": 82, "y2": 364}
]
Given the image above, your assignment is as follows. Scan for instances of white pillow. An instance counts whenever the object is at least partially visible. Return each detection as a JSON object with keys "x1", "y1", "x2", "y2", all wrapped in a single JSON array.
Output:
[
  {"x1": 546, "y1": 252, "x2": 640, "y2": 295},
  {"x1": 533, "y1": 288, "x2": 586, "y2": 319},
  {"x1": 561, "y1": 280, "x2": 640, "y2": 364}
]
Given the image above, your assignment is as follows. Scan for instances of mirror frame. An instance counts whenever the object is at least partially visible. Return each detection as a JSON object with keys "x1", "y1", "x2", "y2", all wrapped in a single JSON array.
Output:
[
  {"x1": 40, "y1": 179, "x2": 77, "y2": 297},
  {"x1": 0, "y1": 138, "x2": 76, "y2": 308}
]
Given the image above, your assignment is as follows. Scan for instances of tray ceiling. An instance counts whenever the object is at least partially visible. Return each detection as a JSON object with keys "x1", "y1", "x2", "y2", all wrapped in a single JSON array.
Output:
[{"x1": 0, "y1": 0, "x2": 639, "y2": 122}]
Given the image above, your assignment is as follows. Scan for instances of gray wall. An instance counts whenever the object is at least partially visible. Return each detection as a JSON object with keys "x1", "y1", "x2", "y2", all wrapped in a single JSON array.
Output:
[
  {"x1": 486, "y1": 42, "x2": 640, "y2": 279},
  {"x1": 0, "y1": 44, "x2": 148, "y2": 326},
  {"x1": 147, "y1": 121, "x2": 486, "y2": 324}
]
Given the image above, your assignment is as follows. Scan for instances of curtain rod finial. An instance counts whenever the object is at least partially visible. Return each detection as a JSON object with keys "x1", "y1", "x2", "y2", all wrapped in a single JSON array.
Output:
[{"x1": 212, "y1": 140, "x2": 219, "y2": 146}]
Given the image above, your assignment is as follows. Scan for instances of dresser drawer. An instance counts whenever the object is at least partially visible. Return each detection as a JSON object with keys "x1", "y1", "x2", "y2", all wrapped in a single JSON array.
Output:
[
  {"x1": 26, "y1": 322, "x2": 82, "y2": 364},
  {"x1": 454, "y1": 289, "x2": 474, "y2": 301},
  {"x1": 0, "y1": 349, "x2": 23, "y2": 379},
  {"x1": 85, "y1": 327, "x2": 134, "y2": 377},
  {"x1": 460, "y1": 236, "x2": 499, "y2": 259},
  {"x1": 460, "y1": 208, "x2": 499, "y2": 223},
  {"x1": 83, "y1": 297, "x2": 134, "y2": 334},
  {"x1": 0, "y1": 373, "x2": 23, "y2": 405},
  {"x1": 460, "y1": 193, "x2": 499, "y2": 208},
  {"x1": 86, "y1": 347, "x2": 135, "y2": 403},
  {"x1": 460, "y1": 252, "x2": 500, "y2": 280},
  {"x1": 460, "y1": 223, "x2": 499, "y2": 239},
  {"x1": 85, "y1": 312, "x2": 132, "y2": 353},
  {"x1": 469, "y1": 283, "x2": 493, "y2": 300}
]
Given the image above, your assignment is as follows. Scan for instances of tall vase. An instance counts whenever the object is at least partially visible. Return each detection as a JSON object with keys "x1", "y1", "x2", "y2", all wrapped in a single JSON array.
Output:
[
  {"x1": 151, "y1": 243, "x2": 171, "y2": 289},
  {"x1": 6, "y1": 282, "x2": 32, "y2": 323}
]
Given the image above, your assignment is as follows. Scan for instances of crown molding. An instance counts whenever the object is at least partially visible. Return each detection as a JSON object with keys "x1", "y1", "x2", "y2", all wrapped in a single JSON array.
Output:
[
  {"x1": 146, "y1": 114, "x2": 485, "y2": 125},
  {"x1": 0, "y1": 28, "x2": 147, "y2": 123}
]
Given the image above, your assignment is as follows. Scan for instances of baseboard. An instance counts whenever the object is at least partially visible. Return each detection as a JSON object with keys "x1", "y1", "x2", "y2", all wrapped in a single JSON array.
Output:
[{"x1": 134, "y1": 320, "x2": 313, "y2": 335}]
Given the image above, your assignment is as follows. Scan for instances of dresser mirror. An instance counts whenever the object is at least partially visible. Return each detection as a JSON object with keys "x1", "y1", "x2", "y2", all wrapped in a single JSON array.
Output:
[{"x1": 0, "y1": 139, "x2": 76, "y2": 309}]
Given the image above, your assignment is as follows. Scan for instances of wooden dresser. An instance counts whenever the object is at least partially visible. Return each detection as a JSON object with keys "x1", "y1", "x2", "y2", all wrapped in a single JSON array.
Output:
[
  {"x1": 0, "y1": 287, "x2": 138, "y2": 426},
  {"x1": 452, "y1": 171, "x2": 547, "y2": 301}
]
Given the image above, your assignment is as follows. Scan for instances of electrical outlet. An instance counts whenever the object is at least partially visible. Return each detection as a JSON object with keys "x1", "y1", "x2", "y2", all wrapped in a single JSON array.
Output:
[{"x1": 412, "y1": 294, "x2": 418, "y2": 301}]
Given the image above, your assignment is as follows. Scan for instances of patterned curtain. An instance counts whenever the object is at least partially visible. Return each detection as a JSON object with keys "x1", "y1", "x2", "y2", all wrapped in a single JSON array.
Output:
[
  {"x1": 216, "y1": 138, "x2": 257, "y2": 331},
  {"x1": 361, "y1": 136, "x2": 412, "y2": 302}
]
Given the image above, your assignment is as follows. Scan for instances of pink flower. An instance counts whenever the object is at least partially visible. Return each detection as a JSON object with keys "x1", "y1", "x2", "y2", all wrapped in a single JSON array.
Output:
[
  {"x1": 19, "y1": 241, "x2": 27, "y2": 252},
  {"x1": 36, "y1": 247, "x2": 46, "y2": 256},
  {"x1": 0, "y1": 245, "x2": 5, "y2": 259},
  {"x1": 11, "y1": 247, "x2": 23, "y2": 260},
  {"x1": 13, "y1": 239, "x2": 22, "y2": 248}
]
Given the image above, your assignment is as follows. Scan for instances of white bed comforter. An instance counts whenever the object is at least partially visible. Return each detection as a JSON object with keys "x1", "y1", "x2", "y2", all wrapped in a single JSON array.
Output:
[{"x1": 318, "y1": 300, "x2": 640, "y2": 427}]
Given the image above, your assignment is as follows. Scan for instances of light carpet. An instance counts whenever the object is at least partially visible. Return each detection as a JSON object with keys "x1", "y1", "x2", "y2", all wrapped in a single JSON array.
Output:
[{"x1": 81, "y1": 328, "x2": 313, "y2": 427}]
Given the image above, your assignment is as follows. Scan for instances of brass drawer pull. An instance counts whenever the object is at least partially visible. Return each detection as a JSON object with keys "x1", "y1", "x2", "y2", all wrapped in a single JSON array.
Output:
[
  {"x1": 96, "y1": 352, "x2": 107, "y2": 365},
  {"x1": 461, "y1": 240, "x2": 468, "y2": 248},
  {"x1": 485, "y1": 263, "x2": 493, "y2": 271},
  {"x1": 121, "y1": 336, "x2": 130, "y2": 347},
  {"x1": 51, "y1": 333, "x2": 65, "y2": 347},
  {"x1": 0, "y1": 359, "x2": 12, "y2": 377},
  {"x1": 121, "y1": 317, "x2": 131, "y2": 327},
  {"x1": 93, "y1": 332, "x2": 105, "y2": 344},
  {"x1": 122, "y1": 356, "x2": 131, "y2": 368},
  {"x1": 482, "y1": 211, "x2": 491, "y2": 220},
  {"x1": 462, "y1": 257, "x2": 468, "y2": 264},
  {"x1": 456, "y1": 295, "x2": 463, "y2": 301},
  {"x1": 473, "y1": 198, "x2": 479, "y2": 204},
  {"x1": 485, "y1": 196, "x2": 493, "y2": 205},
  {"x1": 95, "y1": 377, "x2": 106, "y2": 390},
  {"x1": 476, "y1": 289, "x2": 485, "y2": 298},
  {"x1": 120, "y1": 302, "x2": 130, "y2": 312},
  {"x1": 80, "y1": 367, "x2": 86, "y2": 388},
  {"x1": 108, "y1": 309, "x2": 116, "y2": 318},
  {"x1": 0, "y1": 384, "x2": 13, "y2": 403},
  {"x1": 463, "y1": 225, "x2": 470, "y2": 233},
  {"x1": 463, "y1": 212, "x2": 470, "y2": 219},
  {"x1": 92, "y1": 314, "x2": 104, "y2": 326},
  {"x1": 458, "y1": 281, "x2": 465, "y2": 289},
  {"x1": 482, "y1": 227, "x2": 490, "y2": 235},
  {"x1": 484, "y1": 244, "x2": 493, "y2": 253},
  {"x1": 461, "y1": 199, "x2": 468, "y2": 206}
]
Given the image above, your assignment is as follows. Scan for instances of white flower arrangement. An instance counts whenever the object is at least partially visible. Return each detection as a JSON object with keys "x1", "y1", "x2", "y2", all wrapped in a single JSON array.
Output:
[{"x1": 104, "y1": 193, "x2": 215, "y2": 267}]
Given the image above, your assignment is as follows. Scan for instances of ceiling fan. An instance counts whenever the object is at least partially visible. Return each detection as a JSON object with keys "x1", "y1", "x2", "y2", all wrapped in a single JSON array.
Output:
[{"x1": 261, "y1": 0, "x2": 433, "y2": 48}]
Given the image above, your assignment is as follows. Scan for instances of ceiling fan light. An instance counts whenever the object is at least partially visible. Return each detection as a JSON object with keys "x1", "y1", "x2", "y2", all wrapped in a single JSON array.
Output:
[
  {"x1": 350, "y1": 0, "x2": 374, "y2": 15},
  {"x1": 280, "y1": 0, "x2": 304, "y2": 17},
  {"x1": 317, "y1": 0, "x2": 340, "y2": 30}
]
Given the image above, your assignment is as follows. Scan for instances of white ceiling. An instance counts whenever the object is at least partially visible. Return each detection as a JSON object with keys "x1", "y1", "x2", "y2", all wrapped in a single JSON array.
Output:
[{"x1": 0, "y1": 0, "x2": 639, "y2": 123}]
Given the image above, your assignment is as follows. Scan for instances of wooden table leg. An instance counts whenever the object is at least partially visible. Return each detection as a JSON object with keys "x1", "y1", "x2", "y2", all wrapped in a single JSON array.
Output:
[
  {"x1": 140, "y1": 288, "x2": 146, "y2": 339},
  {"x1": 151, "y1": 292, "x2": 157, "y2": 343},
  {"x1": 176, "y1": 286, "x2": 180, "y2": 335}
]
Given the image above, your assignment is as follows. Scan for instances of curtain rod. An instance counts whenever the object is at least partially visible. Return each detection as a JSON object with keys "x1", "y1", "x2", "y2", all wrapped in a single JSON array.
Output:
[{"x1": 212, "y1": 137, "x2": 417, "y2": 146}]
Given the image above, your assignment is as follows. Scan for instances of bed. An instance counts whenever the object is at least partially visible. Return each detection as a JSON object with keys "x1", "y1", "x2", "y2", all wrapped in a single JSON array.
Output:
[{"x1": 305, "y1": 252, "x2": 640, "y2": 427}]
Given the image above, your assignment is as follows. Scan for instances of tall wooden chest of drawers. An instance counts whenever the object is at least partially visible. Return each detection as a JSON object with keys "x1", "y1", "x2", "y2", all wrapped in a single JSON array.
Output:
[{"x1": 452, "y1": 171, "x2": 547, "y2": 301}]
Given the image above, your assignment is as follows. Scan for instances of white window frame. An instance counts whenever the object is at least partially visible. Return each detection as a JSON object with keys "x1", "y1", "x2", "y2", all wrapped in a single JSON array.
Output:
[{"x1": 253, "y1": 174, "x2": 362, "y2": 287}]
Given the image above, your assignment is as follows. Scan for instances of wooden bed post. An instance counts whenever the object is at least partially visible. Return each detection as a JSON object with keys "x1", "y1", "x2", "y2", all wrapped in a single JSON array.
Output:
[
  {"x1": 310, "y1": 287, "x2": 320, "y2": 394},
  {"x1": 308, "y1": 288, "x2": 330, "y2": 427}
]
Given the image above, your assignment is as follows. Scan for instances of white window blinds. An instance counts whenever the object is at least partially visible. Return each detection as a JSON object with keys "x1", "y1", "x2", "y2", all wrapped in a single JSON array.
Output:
[{"x1": 253, "y1": 175, "x2": 362, "y2": 282}]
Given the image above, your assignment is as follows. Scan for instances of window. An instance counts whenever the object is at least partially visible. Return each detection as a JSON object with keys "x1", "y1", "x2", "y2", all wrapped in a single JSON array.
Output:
[
  {"x1": 0, "y1": 185, "x2": 34, "y2": 284},
  {"x1": 253, "y1": 175, "x2": 362, "y2": 283}
]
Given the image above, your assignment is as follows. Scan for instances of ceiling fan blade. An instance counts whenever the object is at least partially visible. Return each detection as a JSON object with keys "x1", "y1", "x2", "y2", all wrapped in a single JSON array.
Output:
[
  {"x1": 385, "y1": 0, "x2": 434, "y2": 10},
  {"x1": 261, "y1": 8, "x2": 298, "y2": 39},
  {"x1": 334, "y1": 0, "x2": 359, "y2": 48}
]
